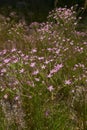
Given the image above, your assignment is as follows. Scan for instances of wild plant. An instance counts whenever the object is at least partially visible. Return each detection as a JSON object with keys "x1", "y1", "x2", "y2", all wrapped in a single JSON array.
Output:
[{"x1": 0, "y1": 7, "x2": 87, "y2": 130}]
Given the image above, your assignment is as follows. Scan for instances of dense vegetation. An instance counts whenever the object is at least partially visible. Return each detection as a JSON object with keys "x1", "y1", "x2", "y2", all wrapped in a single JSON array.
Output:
[
  {"x1": 0, "y1": 0, "x2": 87, "y2": 22},
  {"x1": 0, "y1": 4, "x2": 87, "y2": 129}
]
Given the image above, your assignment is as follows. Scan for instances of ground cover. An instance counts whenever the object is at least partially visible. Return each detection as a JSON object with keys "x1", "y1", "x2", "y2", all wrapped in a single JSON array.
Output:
[{"x1": 0, "y1": 7, "x2": 87, "y2": 130}]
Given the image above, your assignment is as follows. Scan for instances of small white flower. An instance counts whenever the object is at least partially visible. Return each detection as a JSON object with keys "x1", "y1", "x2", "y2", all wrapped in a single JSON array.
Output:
[{"x1": 4, "y1": 94, "x2": 8, "y2": 99}]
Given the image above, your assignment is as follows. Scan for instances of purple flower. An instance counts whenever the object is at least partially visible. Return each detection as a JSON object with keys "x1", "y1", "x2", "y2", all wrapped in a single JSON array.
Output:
[
  {"x1": 31, "y1": 49, "x2": 37, "y2": 53},
  {"x1": 50, "y1": 64, "x2": 63, "y2": 74},
  {"x1": 30, "y1": 62, "x2": 36, "y2": 67},
  {"x1": 45, "y1": 110, "x2": 50, "y2": 117},
  {"x1": 2, "y1": 49, "x2": 7, "y2": 55},
  {"x1": 47, "y1": 74, "x2": 52, "y2": 78},
  {"x1": 19, "y1": 69, "x2": 24, "y2": 73},
  {"x1": 65, "y1": 80, "x2": 71, "y2": 85},
  {"x1": 55, "y1": 64, "x2": 63, "y2": 70},
  {"x1": 47, "y1": 85, "x2": 54, "y2": 92},
  {"x1": 13, "y1": 58, "x2": 18, "y2": 63},
  {"x1": 4, "y1": 58, "x2": 10, "y2": 63},
  {"x1": 32, "y1": 70, "x2": 39, "y2": 75},
  {"x1": 1, "y1": 68, "x2": 6, "y2": 73},
  {"x1": 11, "y1": 48, "x2": 17, "y2": 52}
]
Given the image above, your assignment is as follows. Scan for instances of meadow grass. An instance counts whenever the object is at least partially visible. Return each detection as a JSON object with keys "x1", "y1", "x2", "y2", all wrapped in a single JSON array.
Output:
[{"x1": 0, "y1": 7, "x2": 87, "y2": 130}]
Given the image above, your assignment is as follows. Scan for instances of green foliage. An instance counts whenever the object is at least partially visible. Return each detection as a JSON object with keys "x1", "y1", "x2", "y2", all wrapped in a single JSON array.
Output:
[{"x1": 0, "y1": 6, "x2": 87, "y2": 130}]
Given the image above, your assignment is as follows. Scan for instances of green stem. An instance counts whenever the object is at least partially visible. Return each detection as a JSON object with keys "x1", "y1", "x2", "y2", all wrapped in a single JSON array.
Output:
[{"x1": 82, "y1": 89, "x2": 86, "y2": 130}]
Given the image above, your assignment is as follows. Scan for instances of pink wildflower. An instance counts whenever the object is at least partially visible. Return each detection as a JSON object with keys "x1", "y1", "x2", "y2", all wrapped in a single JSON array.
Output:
[
  {"x1": 11, "y1": 48, "x2": 17, "y2": 52},
  {"x1": 32, "y1": 70, "x2": 39, "y2": 75},
  {"x1": 47, "y1": 85, "x2": 54, "y2": 92},
  {"x1": 65, "y1": 80, "x2": 71, "y2": 85},
  {"x1": 30, "y1": 62, "x2": 36, "y2": 67},
  {"x1": 1, "y1": 68, "x2": 6, "y2": 73},
  {"x1": 4, "y1": 58, "x2": 10, "y2": 63},
  {"x1": 19, "y1": 69, "x2": 24, "y2": 73}
]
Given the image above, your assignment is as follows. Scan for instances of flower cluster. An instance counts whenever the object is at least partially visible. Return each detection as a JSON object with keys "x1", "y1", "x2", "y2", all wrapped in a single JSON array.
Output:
[{"x1": 0, "y1": 7, "x2": 87, "y2": 129}]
